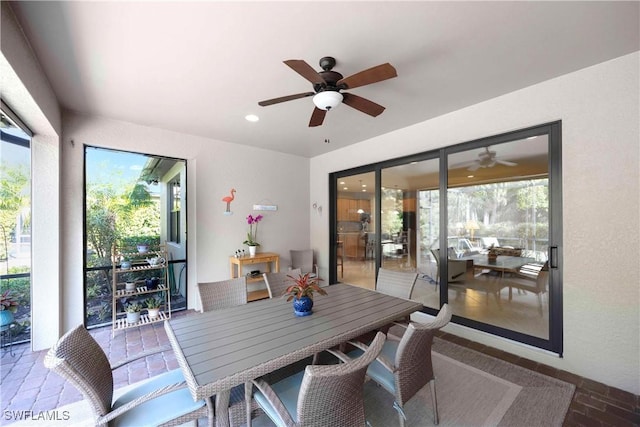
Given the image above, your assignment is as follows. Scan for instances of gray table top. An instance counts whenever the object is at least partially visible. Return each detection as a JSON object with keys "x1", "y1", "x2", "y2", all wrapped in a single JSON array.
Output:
[{"x1": 165, "y1": 283, "x2": 423, "y2": 400}]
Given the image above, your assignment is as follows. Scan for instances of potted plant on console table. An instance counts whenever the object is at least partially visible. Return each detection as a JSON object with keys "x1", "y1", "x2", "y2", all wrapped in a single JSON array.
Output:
[
  {"x1": 283, "y1": 273, "x2": 327, "y2": 317},
  {"x1": 243, "y1": 214, "x2": 263, "y2": 256}
]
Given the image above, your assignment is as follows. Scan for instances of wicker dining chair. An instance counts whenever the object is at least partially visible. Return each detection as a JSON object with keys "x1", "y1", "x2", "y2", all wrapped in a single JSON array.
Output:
[
  {"x1": 263, "y1": 269, "x2": 301, "y2": 299},
  {"x1": 289, "y1": 249, "x2": 319, "y2": 279},
  {"x1": 43, "y1": 324, "x2": 215, "y2": 426},
  {"x1": 245, "y1": 332, "x2": 386, "y2": 427},
  {"x1": 375, "y1": 268, "x2": 418, "y2": 299},
  {"x1": 197, "y1": 276, "x2": 247, "y2": 312},
  {"x1": 349, "y1": 304, "x2": 452, "y2": 426}
]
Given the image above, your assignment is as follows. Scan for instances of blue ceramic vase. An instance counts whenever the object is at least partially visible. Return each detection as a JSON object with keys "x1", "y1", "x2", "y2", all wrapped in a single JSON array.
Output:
[
  {"x1": 293, "y1": 296, "x2": 313, "y2": 317},
  {"x1": 0, "y1": 310, "x2": 15, "y2": 327}
]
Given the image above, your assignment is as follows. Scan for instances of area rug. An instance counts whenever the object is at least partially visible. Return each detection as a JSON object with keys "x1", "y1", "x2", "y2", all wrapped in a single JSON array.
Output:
[
  {"x1": 10, "y1": 338, "x2": 574, "y2": 427},
  {"x1": 360, "y1": 338, "x2": 575, "y2": 426}
]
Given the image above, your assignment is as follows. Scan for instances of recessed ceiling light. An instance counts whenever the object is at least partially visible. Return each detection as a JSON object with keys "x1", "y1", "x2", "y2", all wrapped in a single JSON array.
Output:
[
  {"x1": 362, "y1": 189, "x2": 366, "y2": 192},
  {"x1": 343, "y1": 187, "x2": 348, "y2": 190},
  {"x1": 245, "y1": 114, "x2": 259, "y2": 122},
  {"x1": 467, "y1": 175, "x2": 474, "y2": 178},
  {"x1": 339, "y1": 181, "x2": 345, "y2": 185},
  {"x1": 362, "y1": 184, "x2": 367, "y2": 187}
]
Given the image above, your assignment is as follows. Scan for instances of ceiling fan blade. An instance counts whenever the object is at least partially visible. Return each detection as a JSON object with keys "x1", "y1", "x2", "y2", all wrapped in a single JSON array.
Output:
[
  {"x1": 284, "y1": 60, "x2": 326, "y2": 85},
  {"x1": 496, "y1": 159, "x2": 518, "y2": 166},
  {"x1": 309, "y1": 107, "x2": 326, "y2": 127},
  {"x1": 258, "y1": 92, "x2": 315, "y2": 107},
  {"x1": 467, "y1": 163, "x2": 481, "y2": 172},
  {"x1": 342, "y1": 93, "x2": 385, "y2": 117},
  {"x1": 337, "y1": 63, "x2": 397, "y2": 90}
]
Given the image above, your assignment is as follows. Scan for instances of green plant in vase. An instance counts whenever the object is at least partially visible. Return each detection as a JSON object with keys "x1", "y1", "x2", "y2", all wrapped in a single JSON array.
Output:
[
  {"x1": 283, "y1": 273, "x2": 326, "y2": 317},
  {"x1": 125, "y1": 302, "x2": 142, "y2": 324},
  {"x1": 145, "y1": 297, "x2": 162, "y2": 320}
]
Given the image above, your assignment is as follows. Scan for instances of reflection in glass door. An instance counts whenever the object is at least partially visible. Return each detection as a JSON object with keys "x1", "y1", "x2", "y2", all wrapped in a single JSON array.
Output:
[
  {"x1": 446, "y1": 137, "x2": 550, "y2": 339},
  {"x1": 335, "y1": 172, "x2": 376, "y2": 289},
  {"x1": 381, "y1": 159, "x2": 440, "y2": 309}
]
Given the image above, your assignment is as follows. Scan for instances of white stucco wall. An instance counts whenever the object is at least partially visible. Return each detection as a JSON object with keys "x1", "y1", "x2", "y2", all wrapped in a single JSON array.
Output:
[
  {"x1": 1, "y1": 2, "x2": 62, "y2": 350},
  {"x1": 61, "y1": 112, "x2": 311, "y2": 324},
  {"x1": 310, "y1": 52, "x2": 640, "y2": 394}
]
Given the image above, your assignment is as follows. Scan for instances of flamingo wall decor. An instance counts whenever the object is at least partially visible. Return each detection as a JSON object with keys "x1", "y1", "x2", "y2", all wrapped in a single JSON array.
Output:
[{"x1": 222, "y1": 188, "x2": 236, "y2": 215}]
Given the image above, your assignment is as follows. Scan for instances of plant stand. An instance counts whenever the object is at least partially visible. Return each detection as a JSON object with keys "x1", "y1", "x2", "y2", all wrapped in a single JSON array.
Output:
[{"x1": 111, "y1": 244, "x2": 171, "y2": 336}]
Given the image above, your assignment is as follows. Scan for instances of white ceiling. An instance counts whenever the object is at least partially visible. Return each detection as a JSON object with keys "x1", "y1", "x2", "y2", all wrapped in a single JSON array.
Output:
[{"x1": 9, "y1": 1, "x2": 639, "y2": 158}]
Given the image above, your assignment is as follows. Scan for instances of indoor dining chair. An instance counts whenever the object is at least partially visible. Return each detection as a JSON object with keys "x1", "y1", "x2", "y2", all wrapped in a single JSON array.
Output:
[
  {"x1": 197, "y1": 276, "x2": 247, "y2": 312},
  {"x1": 263, "y1": 269, "x2": 301, "y2": 299},
  {"x1": 44, "y1": 324, "x2": 216, "y2": 426},
  {"x1": 349, "y1": 304, "x2": 452, "y2": 426},
  {"x1": 245, "y1": 332, "x2": 386, "y2": 427}
]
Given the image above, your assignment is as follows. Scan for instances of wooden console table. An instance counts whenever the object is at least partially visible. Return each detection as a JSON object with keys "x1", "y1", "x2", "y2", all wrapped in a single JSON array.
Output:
[{"x1": 229, "y1": 252, "x2": 280, "y2": 302}]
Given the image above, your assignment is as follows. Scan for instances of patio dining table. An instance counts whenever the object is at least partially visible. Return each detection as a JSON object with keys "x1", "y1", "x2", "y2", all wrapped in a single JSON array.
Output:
[{"x1": 164, "y1": 283, "x2": 423, "y2": 427}]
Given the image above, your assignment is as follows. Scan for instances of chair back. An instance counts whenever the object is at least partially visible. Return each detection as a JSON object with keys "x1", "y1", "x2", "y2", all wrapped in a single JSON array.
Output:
[
  {"x1": 536, "y1": 261, "x2": 550, "y2": 293},
  {"x1": 289, "y1": 249, "x2": 315, "y2": 275},
  {"x1": 44, "y1": 325, "x2": 113, "y2": 419},
  {"x1": 375, "y1": 268, "x2": 418, "y2": 299},
  {"x1": 197, "y1": 277, "x2": 247, "y2": 312},
  {"x1": 263, "y1": 269, "x2": 301, "y2": 299},
  {"x1": 394, "y1": 304, "x2": 452, "y2": 405},
  {"x1": 296, "y1": 332, "x2": 386, "y2": 426}
]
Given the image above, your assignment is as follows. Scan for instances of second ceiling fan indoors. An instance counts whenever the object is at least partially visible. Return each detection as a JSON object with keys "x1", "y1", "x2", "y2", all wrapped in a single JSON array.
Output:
[{"x1": 258, "y1": 56, "x2": 397, "y2": 127}]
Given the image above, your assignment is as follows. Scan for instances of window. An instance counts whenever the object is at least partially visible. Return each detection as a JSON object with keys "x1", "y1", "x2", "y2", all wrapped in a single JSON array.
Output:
[
  {"x1": 0, "y1": 106, "x2": 32, "y2": 344},
  {"x1": 84, "y1": 147, "x2": 188, "y2": 328},
  {"x1": 168, "y1": 176, "x2": 181, "y2": 243},
  {"x1": 330, "y1": 122, "x2": 563, "y2": 354}
]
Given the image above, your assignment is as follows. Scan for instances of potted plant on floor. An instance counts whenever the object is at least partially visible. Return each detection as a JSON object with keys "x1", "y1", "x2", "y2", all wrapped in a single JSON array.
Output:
[
  {"x1": 125, "y1": 302, "x2": 142, "y2": 324},
  {"x1": 283, "y1": 273, "x2": 327, "y2": 317},
  {"x1": 0, "y1": 290, "x2": 19, "y2": 327},
  {"x1": 145, "y1": 297, "x2": 162, "y2": 320}
]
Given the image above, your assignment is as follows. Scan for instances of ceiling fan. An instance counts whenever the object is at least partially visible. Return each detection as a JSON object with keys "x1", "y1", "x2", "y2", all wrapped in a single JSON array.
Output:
[
  {"x1": 458, "y1": 147, "x2": 518, "y2": 171},
  {"x1": 258, "y1": 56, "x2": 397, "y2": 127}
]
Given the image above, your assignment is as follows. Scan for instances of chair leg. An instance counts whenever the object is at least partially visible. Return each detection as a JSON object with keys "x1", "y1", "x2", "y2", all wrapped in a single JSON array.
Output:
[
  {"x1": 430, "y1": 379, "x2": 439, "y2": 425},
  {"x1": 245, "y1": 382, "x2": 253, "y2": 427},
  {"x1": 393, "y1": 401, "x2": 407, "y2": 427}
]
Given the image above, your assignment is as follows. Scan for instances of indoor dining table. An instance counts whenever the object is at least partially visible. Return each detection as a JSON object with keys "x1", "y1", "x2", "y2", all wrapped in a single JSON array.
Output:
[{"x1": 165, "y1": 283, "x2": 423, "y2": 427}]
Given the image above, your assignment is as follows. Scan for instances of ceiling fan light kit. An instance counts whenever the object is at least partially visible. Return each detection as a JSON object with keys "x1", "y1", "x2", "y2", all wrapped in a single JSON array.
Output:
[
  {"x1": 313, "y1": 91, "x2": 343, "y2": 110},
  {"x1": 258, "y1": 56, "x2": 397, "y2": 127}
]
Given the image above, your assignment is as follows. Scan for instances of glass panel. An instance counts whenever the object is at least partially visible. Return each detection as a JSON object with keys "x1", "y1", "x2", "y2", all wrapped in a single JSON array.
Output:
[
  {"x1": 336, "y1": 172, "x2": 376, "y2": 289},
  {"x1": 381, "y1": 159, "x2": 440, "y2": 308},
  {"x1": 447, "y1": 137, "x2": 549, "y2": 339},
  {"x1": 84, "y1": 147, "x2": 187, "y2": 328},
  {"x1": 0, "y1": 111, "x2": 31, "y2": 344}
]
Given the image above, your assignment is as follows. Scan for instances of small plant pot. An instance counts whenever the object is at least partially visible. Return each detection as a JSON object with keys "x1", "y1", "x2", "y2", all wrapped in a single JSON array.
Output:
[
  {"x1": 293, "y1": 296, "x2": 313, "y2": 317},
  {"x1": 145, "y1": 277, "x2": 159, "y2": 290},
  {"x1": 0, "y1": 310, "x2": 15, "y2": 327},
  {"x1": 125, "y1": 282, "x2": 136, "y2": 292},
  {"x1": 126, "y1": 312, "x2": 141, "y2": 324},
  {"x1": 147, "y1": 308, "x2": 160, "y2": 320}
]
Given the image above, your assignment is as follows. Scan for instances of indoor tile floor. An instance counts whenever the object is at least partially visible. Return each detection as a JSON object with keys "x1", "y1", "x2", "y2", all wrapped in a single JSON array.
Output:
[{"x1": 0, "y1": 310, "x2": 637, "y2": 426}]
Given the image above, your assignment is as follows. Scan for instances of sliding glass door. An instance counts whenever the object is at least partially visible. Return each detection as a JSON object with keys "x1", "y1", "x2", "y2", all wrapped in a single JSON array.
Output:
[
  {"x1": 330, "y1": 122, "x2": 562, "y2": 354},
  {"x1": 446, "y1": 136, "x2": 550, "y2": 339},
  {"x1": 334, "y1": 171, "x2": 376, "y2": 289}
]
